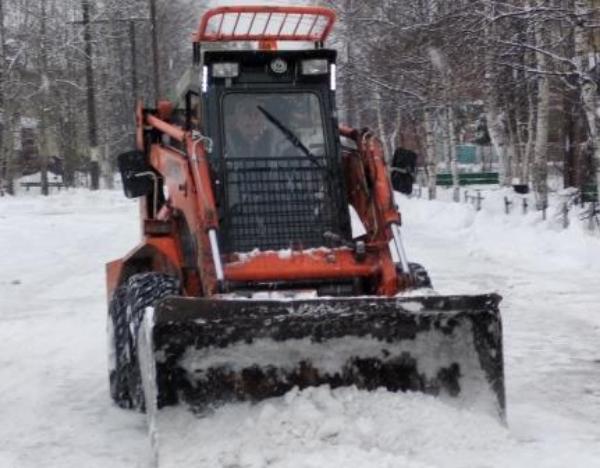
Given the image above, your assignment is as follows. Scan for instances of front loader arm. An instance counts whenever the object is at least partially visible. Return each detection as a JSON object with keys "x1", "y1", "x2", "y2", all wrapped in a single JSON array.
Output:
[
  {"x1": 340, "y1": 124, "x2": 413, "y2": 287},
  {"x1": 340, "y1": 125, "x2": 400, "y2": 242},
  {"x1": 141, "y1": 104, "x2": 221, "y2": 296}
]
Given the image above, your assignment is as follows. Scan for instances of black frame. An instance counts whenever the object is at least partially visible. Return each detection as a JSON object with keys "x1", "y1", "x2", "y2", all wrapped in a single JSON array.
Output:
[{"x1": 199, "y1": 49, "x2": 352, "y2": 253}]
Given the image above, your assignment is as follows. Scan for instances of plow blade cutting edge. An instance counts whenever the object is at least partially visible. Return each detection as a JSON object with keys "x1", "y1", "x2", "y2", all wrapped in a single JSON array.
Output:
[{"x1": 137, "y1": 294, "x2": 505, "y2": 421}]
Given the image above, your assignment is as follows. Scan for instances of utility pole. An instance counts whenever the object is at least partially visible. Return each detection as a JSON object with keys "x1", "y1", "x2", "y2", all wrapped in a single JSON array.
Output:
[
  {"x1": 82, "y1": 0, "x2": 100, "y2": 190},
  {"x1": 149, "y1": 0, "x2": 161, "y2": 102}
]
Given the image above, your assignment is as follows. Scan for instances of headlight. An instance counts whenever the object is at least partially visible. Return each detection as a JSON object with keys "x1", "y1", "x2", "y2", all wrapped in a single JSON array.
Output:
[
  {"x1": 212, "y1": 62, "x2": 239, "y2": 78},
  {"x1": 301, "y1": 59, "x2": 329, "y2": 75}
]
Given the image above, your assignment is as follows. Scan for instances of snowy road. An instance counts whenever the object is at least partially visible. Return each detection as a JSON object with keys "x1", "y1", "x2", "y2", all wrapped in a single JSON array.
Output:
[
  {"x1": 0, "y1": 193, "x2": 149, "y2": 468},
  {"x1": 1, "y1": 190, "x2": 599, "y2": 467}
]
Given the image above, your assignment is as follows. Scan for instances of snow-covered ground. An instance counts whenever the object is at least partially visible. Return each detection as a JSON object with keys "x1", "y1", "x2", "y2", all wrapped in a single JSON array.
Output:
[{"x1": 1, "y1": 188, "x2": 599, "y2": 467}]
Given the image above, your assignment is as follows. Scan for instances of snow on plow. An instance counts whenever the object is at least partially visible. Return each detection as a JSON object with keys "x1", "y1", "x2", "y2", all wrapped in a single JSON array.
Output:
[{"x1": 137, "y1": 294, "x2": 505, "y2": 422}]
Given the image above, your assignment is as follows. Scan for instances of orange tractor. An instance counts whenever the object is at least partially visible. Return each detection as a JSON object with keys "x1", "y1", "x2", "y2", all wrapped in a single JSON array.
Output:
[{"x1": 106, "y1": 6, "x2": 505, "y2": 419}]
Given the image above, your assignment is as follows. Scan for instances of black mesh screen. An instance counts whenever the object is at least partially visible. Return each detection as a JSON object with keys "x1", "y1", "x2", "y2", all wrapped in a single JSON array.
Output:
[{"x1": 220, "y1": 156, "x2": 343, "y2": 253}]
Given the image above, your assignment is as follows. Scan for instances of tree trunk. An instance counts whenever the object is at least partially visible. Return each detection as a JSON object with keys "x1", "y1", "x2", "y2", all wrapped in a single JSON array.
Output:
[
  {"x1": 564, "y1": 91, "x2": 577, "y2": 188},
  {"x1": 532, "y1": 2, "x2": 550, "y2": 210},
  {"x1": 82, "y1": 0, "x2": 100, "y2": 190},
  {"x1": 441, "y1": 117, "x2": 449, "y2": 172},
  {"x1": 149, "y1": 0, "x2": 161, "y2": 102},
  {"x1": 532, "y1": 86, "x2": 549, "y2": 210},
  {"x1": 447, "y1": 105, "x2": 460, "y2": 201},
  {"x1": 101, "y1": 143, "x2": 114, "y2": 189},
  {"x1": 523, "y1": 90, "x2": 536, "y2": 184},
  {"x1": 424, "y1": 108, "x2": 437, "y2": 199},
  {"x1": 341, "y1": 0, "x2": 360, "y2": 129},
  {"x1": 575, "y1": 0, "x2": 600, "y2": 202},
  {"x1": 484, "y1": 0, "x2": 510, "y2": 186},
  {"x1": 374, "y1": 90, "x2": 391, "y2": 165},
  {"x1": 508, "y1": 110, "x2": 522, "y2": 184},
  {"x1": 484, "y1": 107, "x2": 508, "y2": 183},
  {"x1": 0, "y1": 0, "x2": 13, "y2": 195},
  {"x1": 486, "y1": 110, "x2": 509, "y2": 183}
]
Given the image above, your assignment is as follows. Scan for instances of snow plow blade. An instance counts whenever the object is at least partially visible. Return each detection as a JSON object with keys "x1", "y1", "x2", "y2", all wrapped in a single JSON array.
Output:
[{"x1": 140, "y1": 294, "x2": 505, "y2": 418}]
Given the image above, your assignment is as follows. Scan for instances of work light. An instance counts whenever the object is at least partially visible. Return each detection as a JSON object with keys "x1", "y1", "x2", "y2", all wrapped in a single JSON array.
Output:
[
  {"x1": 301, "y1": 59, "x2": 329, "y2": 75},
  {"x1": 212, "y1": 62, "x2": 239, "y2": 78}
]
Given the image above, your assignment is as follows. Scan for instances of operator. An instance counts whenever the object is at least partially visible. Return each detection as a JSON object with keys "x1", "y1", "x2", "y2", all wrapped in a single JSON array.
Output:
[{"x1": 225, "y1": 98, "x2": 275, "y2": 158}]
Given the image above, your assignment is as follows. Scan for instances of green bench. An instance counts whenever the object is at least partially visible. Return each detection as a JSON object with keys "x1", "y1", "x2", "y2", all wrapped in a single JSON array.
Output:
[
  {"x1": 20, "y1": 181, "x2": 65, "y2": 191},
  {"x1": 436, "y1": 172, "x2": 499, "y2": 187}
]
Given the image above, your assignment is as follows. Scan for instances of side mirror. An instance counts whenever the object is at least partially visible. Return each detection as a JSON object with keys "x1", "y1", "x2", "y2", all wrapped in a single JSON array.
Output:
[{"x1": 117, "y1": 151, "x2": 154, "y2": 198}]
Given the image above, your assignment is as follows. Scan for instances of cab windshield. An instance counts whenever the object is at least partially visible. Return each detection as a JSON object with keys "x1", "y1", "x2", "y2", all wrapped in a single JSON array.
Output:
[{"x1": 223, "y1": 92, "x2": 326, "y2": 159}]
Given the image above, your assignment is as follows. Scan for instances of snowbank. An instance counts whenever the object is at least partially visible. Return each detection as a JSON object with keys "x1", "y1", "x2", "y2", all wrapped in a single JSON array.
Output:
[{"x1": 396, "y1": 188, "x2": 600, "y2": 274}]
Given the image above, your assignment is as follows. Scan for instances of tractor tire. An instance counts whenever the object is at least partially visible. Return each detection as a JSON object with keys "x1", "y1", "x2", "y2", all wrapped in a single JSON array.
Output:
[
  {"x1": 408, "y1": 262, "x2": 433, "y2": 289},
  {"x1": 124, "y1": 272, "x2": 180, "y2": 412},
  {"x1": 107, "y1": 285, "x2": 132, "y2": 409}
]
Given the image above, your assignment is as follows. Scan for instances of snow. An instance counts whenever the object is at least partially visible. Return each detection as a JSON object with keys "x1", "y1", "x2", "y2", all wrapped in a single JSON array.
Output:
[
  {"x1": 1, "y1": 187, "x2": 600, "y2": 467},
  {"x1": 349, "y1": 204, "x2": 367, "y2": 238},
  {"x1": 0, "y1": 190, "x2": 149, "y2": 468},
  {"x1": 139, "y1": 307, "x2": 161, "y2": 467},
  {"x1": 154, "y1": 387, "x2": 509, "y2": 468}
]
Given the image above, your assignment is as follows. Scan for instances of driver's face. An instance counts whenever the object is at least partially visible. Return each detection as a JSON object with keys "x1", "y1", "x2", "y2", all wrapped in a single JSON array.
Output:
[{"x1": 234, "y1": 106, "x2": 265, "y2": 138}]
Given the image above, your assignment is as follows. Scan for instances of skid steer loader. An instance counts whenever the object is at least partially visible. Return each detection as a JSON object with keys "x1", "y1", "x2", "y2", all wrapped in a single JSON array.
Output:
[{"x1": 106, "y1": 5, "x2": 505, "y2": 423}]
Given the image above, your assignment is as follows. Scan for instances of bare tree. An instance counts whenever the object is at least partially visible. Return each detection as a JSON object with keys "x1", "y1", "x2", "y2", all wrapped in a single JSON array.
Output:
[
  {"x1": 0, "y1": 0, "x2": 15, "y2": 195},
  {"x1": 531, "y1": 0, "x2": 550, "y2": 209},
  {"x1": 4, "y1": 0, "x2": 598, "y2": 203}
]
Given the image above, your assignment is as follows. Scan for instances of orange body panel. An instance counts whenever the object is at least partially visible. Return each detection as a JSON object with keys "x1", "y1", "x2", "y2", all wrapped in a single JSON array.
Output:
[
  {"x1": 106, "y1": 259, "x2": 124, "y2": 302},
  {"x1": 148, "y1": 141, "x2": 218, "y2": 296},
  {"x1": 223, "y1": 247, "x2": 400, "y2": 295},
  {"x1": 224, "y1": 249, "x2": 379, "y2": 283},
  {"x1": 106, "y1": 236, "x2": 182, "y2": 301}
]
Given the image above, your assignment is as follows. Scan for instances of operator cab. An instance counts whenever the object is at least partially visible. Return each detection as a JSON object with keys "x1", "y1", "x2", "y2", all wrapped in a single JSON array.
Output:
[{"x1": 179, "y1": 8, "x2": 352, "y2": 254}]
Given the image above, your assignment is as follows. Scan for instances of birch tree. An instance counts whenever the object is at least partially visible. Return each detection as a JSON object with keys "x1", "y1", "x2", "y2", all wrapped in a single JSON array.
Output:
[
  {"x1": 0, "y1": 0, "x2": 18, "y2": 195},
  {"x1": 0, "y1": 0, "x2": 10, "y2": 194},
  {"x1": 575, "y1": 0, "x2": 600, "y2": 202},
  {"x1": 532, "y1": 0, "x2": 550, "y2": 209}
]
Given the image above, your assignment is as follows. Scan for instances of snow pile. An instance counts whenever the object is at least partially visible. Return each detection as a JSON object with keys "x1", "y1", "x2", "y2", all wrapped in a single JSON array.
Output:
[
  {"x1": 397, "y1": 188, "x2": 600, "y2": 275},
  {"x1": 155, "y1": 386, "x2": 512, "y2": 468}
]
